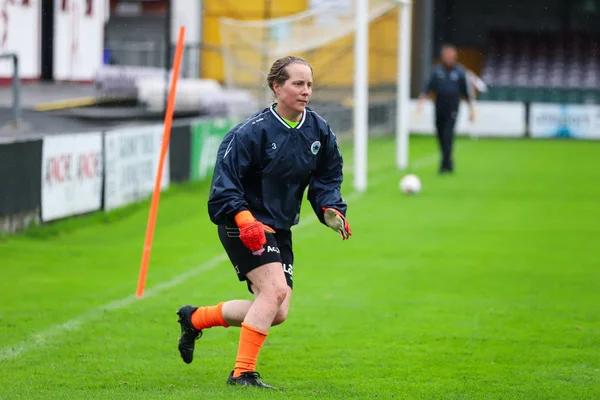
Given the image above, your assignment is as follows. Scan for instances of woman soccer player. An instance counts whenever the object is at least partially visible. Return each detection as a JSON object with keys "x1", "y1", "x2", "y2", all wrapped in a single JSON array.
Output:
[{"x1": 175, "y1": 55, "x2": 352, "y2": 389}]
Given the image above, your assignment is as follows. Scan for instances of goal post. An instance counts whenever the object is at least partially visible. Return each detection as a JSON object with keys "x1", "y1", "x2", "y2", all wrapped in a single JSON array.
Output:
[
  {"x1": 396, "y1": 0, "x2": 413, "y2": 171},
  {"x1": 353, "y1": 0, "x2": 369, "y2": 193},
  {"x1": 354, "y1": 0, "x2": 413, "y2": 192}
]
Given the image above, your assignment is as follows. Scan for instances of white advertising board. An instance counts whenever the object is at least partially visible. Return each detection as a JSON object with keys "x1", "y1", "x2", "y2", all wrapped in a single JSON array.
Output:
[
  {"x1": 409, "y1": 100, "x2": 526, "y2": 138},
  {"x1": 41, "y1": 132, "x2": 103, "y2": 221},
  {"x1": 104, "y1": 124, "x2": 169, "y2": 211},
  {"x1": 529, "y1": 103, "x2": 600, "y2": 139}
]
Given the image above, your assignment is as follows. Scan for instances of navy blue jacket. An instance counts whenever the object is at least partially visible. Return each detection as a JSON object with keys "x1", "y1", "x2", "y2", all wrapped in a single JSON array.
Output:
[
  {"x1": 424, "y1": 64, "x2": 472, "y2": 109},
  {"x1": 208, "y1": 105, "x2": 347, "y2": 231}
]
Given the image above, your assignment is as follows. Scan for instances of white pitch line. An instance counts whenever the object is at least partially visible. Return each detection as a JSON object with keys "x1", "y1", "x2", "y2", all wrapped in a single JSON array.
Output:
[{"x1": 0, "y1": 152, "x2": 439, "y2": 362}]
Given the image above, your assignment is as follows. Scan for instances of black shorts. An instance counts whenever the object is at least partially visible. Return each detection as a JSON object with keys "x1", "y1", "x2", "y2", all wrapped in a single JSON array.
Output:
[{"x1": 217, "y1": 225, "x2": 294, "y2": 293}]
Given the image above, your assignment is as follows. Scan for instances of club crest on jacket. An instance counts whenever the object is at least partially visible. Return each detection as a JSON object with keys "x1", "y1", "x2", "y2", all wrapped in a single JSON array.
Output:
[{"x1": 311, "y1": 141, "x2": 321, "y2": 155}]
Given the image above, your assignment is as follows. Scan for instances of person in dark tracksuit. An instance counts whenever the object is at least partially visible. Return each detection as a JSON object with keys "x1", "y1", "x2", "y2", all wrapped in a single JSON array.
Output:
[
  {"x1": 174, "y1": 56, "x2": 352, "y2": 389},
  {"x1": 418, "y1": 44, "x2": 475, "y2": 174}
]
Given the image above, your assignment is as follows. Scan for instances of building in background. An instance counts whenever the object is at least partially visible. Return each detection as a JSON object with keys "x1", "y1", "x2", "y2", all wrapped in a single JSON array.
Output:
[{"x1": 0, "y1": 0, "x2": 109, "y2": 83}]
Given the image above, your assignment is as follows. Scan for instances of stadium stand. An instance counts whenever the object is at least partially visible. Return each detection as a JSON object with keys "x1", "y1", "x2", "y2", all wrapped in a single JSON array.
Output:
[{"x1": 479, "y1": 31, "x2": 600, "y2": 104}]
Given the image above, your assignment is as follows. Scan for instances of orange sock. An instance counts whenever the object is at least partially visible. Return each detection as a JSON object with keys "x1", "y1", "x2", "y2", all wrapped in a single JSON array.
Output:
[
  {"x1": 233, "y1": 323, "x2": 268, "y2": 377},
  {"x1": 190, "y1": 302, "x2": 229, "y2": 330}
]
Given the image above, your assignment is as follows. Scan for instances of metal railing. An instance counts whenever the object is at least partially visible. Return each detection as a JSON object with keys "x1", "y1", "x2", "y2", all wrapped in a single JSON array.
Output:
[
  {"x1": 104, "y1": 41, "x2": 207, "y2": 79},
  {"x1": 0, "y1": 53, "x2": 21, "y2": 127}
]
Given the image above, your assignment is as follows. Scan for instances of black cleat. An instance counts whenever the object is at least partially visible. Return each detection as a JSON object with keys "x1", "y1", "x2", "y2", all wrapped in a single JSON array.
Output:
[
  {"x1": 176, "y1": 305, "x2": 202, "y2": 364},
  {"x1": 227, "y1": 371, "x2": 276, "y2": 389}
]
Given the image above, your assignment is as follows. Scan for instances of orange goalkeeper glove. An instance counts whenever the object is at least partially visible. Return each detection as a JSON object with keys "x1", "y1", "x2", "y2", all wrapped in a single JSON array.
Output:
[
  {"x1": 235, "y1": 210, "x2": 275, "y2": 255},
  {"x1": 323, "y1": 208, "x2": 352, "y2": 240}
]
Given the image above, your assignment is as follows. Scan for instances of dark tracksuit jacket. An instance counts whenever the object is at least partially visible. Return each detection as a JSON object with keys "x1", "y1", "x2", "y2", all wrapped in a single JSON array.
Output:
[
  {"x1": 424, "y1": 64, "x2": 472, "y2": 169},
  {"x1": 208, "y1": 104, "x2": 347, "y2": 232}
]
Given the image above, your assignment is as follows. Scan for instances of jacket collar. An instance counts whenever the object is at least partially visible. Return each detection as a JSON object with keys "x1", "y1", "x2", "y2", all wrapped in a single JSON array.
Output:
[{"x1": 269, "y1": 104, "x2": 307, "y2": 129}]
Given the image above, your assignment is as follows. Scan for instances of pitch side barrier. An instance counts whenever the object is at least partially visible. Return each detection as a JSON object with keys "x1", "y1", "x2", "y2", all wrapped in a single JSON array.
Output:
[
  {"x1": 0, "y1": 137, "x2": 43, "y2": 233},
  {"x1": 411, "y1": 100, "x2": 600, "y2": 140},
  {"x1": 0, "y1": 116, "x2": 238, "y2": 234},
  {"x1": 1, "y1": 101, "x2": 599, "y2": 233}
]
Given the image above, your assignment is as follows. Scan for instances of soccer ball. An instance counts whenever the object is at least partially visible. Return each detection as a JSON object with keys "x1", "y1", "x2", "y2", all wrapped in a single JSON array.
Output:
[{"x1": 399, "y1": 174, "x2": 421, "y2": 194}]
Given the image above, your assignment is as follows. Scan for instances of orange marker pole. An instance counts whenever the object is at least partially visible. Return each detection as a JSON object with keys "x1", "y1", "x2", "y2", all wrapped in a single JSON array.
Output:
[{"x1": 136, "y1": 26, "x2": 186, "y2": 298}]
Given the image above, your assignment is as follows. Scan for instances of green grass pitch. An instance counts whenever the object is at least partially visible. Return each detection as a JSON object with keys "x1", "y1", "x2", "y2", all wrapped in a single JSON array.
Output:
[{"x1": 0, "y1": 135, "x2": 599, "y2": 399}]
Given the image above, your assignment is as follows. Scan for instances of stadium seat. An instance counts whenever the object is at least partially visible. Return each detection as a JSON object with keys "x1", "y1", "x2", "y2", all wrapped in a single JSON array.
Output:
[{"x1": 479, "y1": 31, "x2": 600, "y2": 104}]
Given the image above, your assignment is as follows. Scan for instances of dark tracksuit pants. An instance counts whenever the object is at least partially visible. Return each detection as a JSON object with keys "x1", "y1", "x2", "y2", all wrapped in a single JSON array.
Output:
[{"x1": 434, "y1": 98, "x2": 459, "y2": 171}]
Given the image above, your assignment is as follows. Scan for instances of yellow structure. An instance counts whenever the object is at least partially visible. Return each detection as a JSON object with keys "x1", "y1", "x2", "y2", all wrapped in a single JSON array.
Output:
[
  {"x1": 202, "y1": 0, "x2": 308, "y2": 82},
  {"x1": 202, "y1": 0, "x2": 402, "y2": 88}
]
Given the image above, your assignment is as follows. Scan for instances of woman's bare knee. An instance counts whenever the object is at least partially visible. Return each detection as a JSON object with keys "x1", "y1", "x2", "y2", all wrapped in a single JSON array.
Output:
[
  {"x1": 272, "y1": 287, "x2": 292, "y2": 326},
  {"x1": 247, "y1": 262, "x2": 287, "y2": 306},
  {"x1": 258, "y1": 284, "x2": 287, "y2": 309},
  {"x1": 243, "y1": 263, "x2": 288, "y2": 331}
]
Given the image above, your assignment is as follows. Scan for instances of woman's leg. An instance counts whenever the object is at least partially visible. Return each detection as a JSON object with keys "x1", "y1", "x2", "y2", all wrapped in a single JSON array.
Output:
[
  {"x1": 221, "y1": 284, "x2": 292, "y2": 327},
  {"x1": 176, "y1": 276, "x2": 291, "y2": 366},
  {"x1": 272, "y1": 286, "x2": 292, "y2": 326},
  {"x1": 230, "y1": 262, "x2": 288, "y2": 378}
]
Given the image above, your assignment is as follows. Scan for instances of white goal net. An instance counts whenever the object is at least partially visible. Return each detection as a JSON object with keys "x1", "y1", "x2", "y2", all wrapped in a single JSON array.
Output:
[{"x1": 219, "y1": 0, "x2": 402, "y2": 137}]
